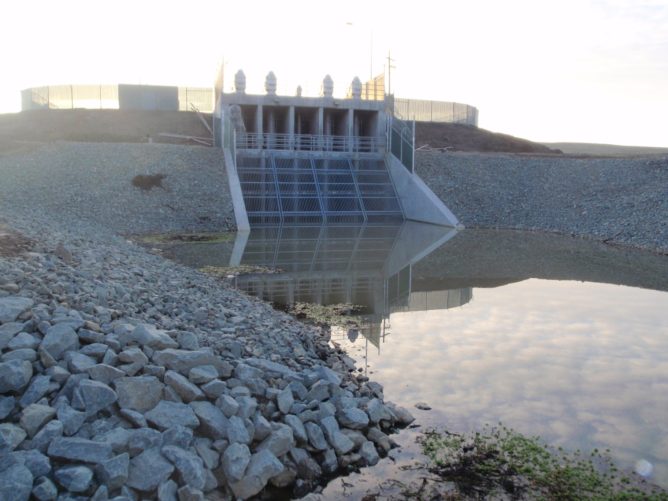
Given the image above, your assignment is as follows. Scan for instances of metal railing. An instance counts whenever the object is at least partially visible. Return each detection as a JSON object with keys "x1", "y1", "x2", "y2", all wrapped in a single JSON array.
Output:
[
  {"x1": 388, "y1": 117, "x2": 415, "y2": 173},
  {"x1": 236, "y1": 133, "x2": 383, "y2": 153}
]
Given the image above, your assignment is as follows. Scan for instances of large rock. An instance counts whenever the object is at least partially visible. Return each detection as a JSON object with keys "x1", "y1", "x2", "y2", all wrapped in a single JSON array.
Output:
[
  {"x1": 320, "y1": 416, "x2": 354, "y2": 455},
  {"x1": 226, "y1": 415, "x2": 251, "y2": 445},
  {"x1": 124, "y1": 324, "x2": 178, "y2": 349},
  {"x1": 0, "y1": 463, "x2": 33, "y2": 501},
  {"x1": 221, "y1": 442, "x2": 251, "y2": 482},
  {"x1": 284, "y1": 414, "x2": 308, "y2": 444},
  {"x1": 20, "y1": 404, "x2": 55, "y2": 438},
  {"x1": 338, "y1": 407, "x2": 369, "y2": 430},
  {"x1": 78, "y1": 379, "x2": 117, "y2": 415},
  {"x1": 47, "y1": 437, "x2": 112, "y2": 463},
  {"x1": 126, "y1": 447, "x2": 174, "y2": 492},
  {"x1": 0, "y1": 359, "x2": 33, "y2": 393},
  {"x1": 57, "y1": 404, "x2": 86, "y2": 436},
  {"x1": 0, "y1": 395, "x2": 14, "y2": 419},
  {"x1": 18, "y1": 375, "x2": 51, "y2": 408},
  {"x1": 86, "y1": 364, "x2": 125, "y2": 385},
  {"x1": 164, "y1": 370, "x2": 204, "y2": 402},
  {"x1": 304, "y1": 422, "x2": 328, "y2": 451},
  {"x1": 0, "y1": 297, "x2": 33, "y2": 323},
  {"x1": 229, "y1": 449, "x2": 284, "y2": 499},
  {"x1": 162, "y1": 445, "x2": 206, "y2": 490},
  {"x1": 31, "y1": 476, "x2": 58, "y2": 501},
  {"x1": 245, "y1": 358, "x2": 298, "y2": 379},
  {"x1": 276, "y1": 387, "x2": 294, "y2": 414},
  {"x1": 366, "y1": 398, "x2": 394, "y2": 424},
  {"x1": 31, "y1": 420, "x2": 63, "y2": 453},
  {"x1": 360, "y1": 440, "x2": 380, "y2": 466},
  {"x1": 0, "y1": 322, "x2": 24, "y2": 350},
  {"x1": 145, "y1": 401, "x2": 200, "y2": 430},
  {"x1": 152, "y1": 349, "x2": 225, "y2": 375},
  {"x1": 54, "y1": 465, "x2": 93, "y2": 493},
  {"x1": 386, "y1": 402, "x2": 415, "y2": 426},
  {"x1": 0, "y1": 423, "x2": 27, "y2": 451},
  {"x1": 40, "y1": 324, "x2": 78, "y2": 360},
  {"x1": 114, "y1": 376, "x2": 164, "y2": 412},
  {"x1": 257, "y1": 423, "x2": 294, "y2": 457},
  {"x1": 189, "y1": 401, "x2": 228, "y2": 439},
  {"x1": 96, "y1": 453, "x2": 129, "y2": 491}
]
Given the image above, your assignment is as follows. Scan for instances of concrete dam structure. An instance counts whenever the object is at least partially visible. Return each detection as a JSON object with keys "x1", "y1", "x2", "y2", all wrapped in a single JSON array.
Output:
[{"x1": 216, "y1": 71, "x2": 460, "y2": 230}]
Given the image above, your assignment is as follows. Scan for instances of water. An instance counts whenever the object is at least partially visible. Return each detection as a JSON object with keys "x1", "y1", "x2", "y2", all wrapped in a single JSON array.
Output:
[{"x1": 163, "y1": 224, "x2": 668, "y2": 494}]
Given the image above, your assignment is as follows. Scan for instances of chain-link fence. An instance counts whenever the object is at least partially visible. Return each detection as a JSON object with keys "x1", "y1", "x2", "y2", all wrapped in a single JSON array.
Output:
[
  {"x1": 21, "y1": 84, "x2": 214, "y2": 112},
  {"x1": 394, "y1": 98, "x2": 478, "y2": 126}
]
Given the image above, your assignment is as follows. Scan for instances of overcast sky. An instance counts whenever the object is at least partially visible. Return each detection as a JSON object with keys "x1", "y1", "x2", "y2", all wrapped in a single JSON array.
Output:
[{"x1": 1, "y1": 0, "x2": 667, "y2": 146}]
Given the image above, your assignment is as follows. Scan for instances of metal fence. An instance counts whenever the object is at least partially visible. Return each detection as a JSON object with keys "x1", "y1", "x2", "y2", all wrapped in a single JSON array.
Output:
[
  {"x1": 394, "y1": 98, "x2": 478, "y2": 126},
  {"x1": 21, "y1": 84, "x2": 214, "y2": 112}
]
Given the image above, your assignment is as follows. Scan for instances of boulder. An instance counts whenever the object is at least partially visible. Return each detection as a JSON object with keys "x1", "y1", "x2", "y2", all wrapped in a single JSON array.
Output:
[
  {"x1": 126, "y1": 447, "x2": 174, "y2": 492},
  {"x1": 114, "y1": 376, "x2": 164, "y2": 412},
  {"x1": 189, "y1": 401, "x2": 228, "y2": 440},
  {"x1": 47, "y1": 437, "x2": 112, "y2": 463},
  {"x1": 40, "y1": 324, "x2": 78, "y2": 360},
  {"x1": 96, "y1": 453, "x2": 129, "y2": 491},
  {"x1": 0, "y1": 359, "x2": 33, "y2": 393},
  {"x1": 0, "y1": 463, "x2": 33, "y2": 501},
  {"x1": 145, "y1": 401, "x2": 199, "y2": 430},
  {"x1": 78, "y1": 379, "x2": 117, "y2": 415},
  {"x1": 164, "y1": 370, "x2": 205, "y2": 402},
  {"x1": 162, "y1": 445, "x2": 206, "y2": 490},
  {"x1": 229, "y1": 449, "x2": 284, "y2": 499},
  {"x1": 54, "y1": 465, "x2": 93, "y2": 493},
  {"x1": 20, "y1": 404, "x2": 55, "y2": 438},
  {"x1": 221, "y1": 442, "x2": 251, "y2": 482},
  {"x1": 0, "y1": 297, "x2": 33, "y2": 323}
]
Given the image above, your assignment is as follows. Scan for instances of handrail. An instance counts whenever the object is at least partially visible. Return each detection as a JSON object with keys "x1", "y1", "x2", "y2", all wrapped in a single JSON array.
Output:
[{"x1": 236, "y1": 133, "x2": 385, "y2": 153}]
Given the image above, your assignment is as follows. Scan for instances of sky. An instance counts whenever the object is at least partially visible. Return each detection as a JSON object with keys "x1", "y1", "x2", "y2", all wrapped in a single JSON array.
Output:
[{"x1": 1, "y1": 0, "x2": 667, "y2": 146}]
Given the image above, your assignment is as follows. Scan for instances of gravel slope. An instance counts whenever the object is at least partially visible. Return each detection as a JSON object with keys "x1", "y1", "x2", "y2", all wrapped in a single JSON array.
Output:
[
  {"x1": 0, "y1": 142, "x2": 235, "y2": 235},
  {"x1": 417, "y1": 151, "x2": 668, "y2": 254}
]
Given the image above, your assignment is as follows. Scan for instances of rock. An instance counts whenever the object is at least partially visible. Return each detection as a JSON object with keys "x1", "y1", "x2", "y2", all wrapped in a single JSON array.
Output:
[
  {"x1": 415, "y1": 402, "x2": 432, "y2": 411},
  {"x1": 96, "y1": 453, "x2": 129, "y2": 491},
  {"x1": 387, "y1": 402, "x2": 415, "y2": 425},
  {"x1": 126, "y1": 324, "x2": 178, "y2": 349},
  {"x1": 276, "y1": 387, "x2": 294, "y2": 414},
  {"x1": 229, "y1": 449, "x2": 284, "y2": 499},
  {"x1": 235, "y1": 396, "x2": 257, "y2": 419},
  {"x1": 189, "y1": 401, "x2": 228, "y2": 439},
  {"x1": 252, "y1": 413, "x2": 272, "y2": 441},
  {"x1": 114, "y1": 376, "x2": 164, "y2": 412},
  {"x1": 0, "y1": 423, "x2": 27, "y2": 451},
  {"x1": 2, "y1": 348, "x2": 37, "y2": 362},
  {"x1": 360, "y1": 440, "x2": 380, "y2": 466},
  {"x1": 40, "y1": 323, "x2": 78, "y2": 360},
  {"x1": 126, "y1": 447, "x2": 174, "y2": 492},
  {"x1": 177, "y1": 332, "x2": 199, "y2": 351},
  {"x1": 0, "y1": 297, "x2": 33, "y2": 323},
  {"x1": 67, "y1": 352, "x2": 97, "y2": 373},
  {"x1": 0, "y1": 359, "x2": 33, "y2": 393},
  {"x1": 157, "y1": 479, "x2": 178, "y2": 501},
  {"x1": 194, "y1": 439, "x2": 219, "y2": 470},
  {"x1": 221, "y1": 442, "x2": 250, "y2": 482},
  {"x1": 127, "y1": 428, "x2": 160, "y2": 455},
  {"x1": 18, "y1": 375, "x2": 51, "y2": 408},
  {"x1": 215, "y1": 394, "x2": 239, "y2": 418},
  {"x1": 57, "y1": 404, "x2": 86, "y2": 436},
  {"x1": 78, "y1": 379, "x2": 117, "y2": 415},
  {"x1": 152, "y1": 349, "x2": 223, "y2": 375},
  {"x1": 162, "y1": 426, "x2": 194, "y2": 449},
  {"x1": 47, "y1": 437, "x2": 112, "y2": 463},
  {"x1": 162, "y1": 445, "x2": 206, "y2": 490},
  {"x1": 338, "y1": 407, "x2": 369, "y2": 430},
  {"x1": 32, "y1": 476, "x2": 58, "y2": 501},
  {"x1": 145, "y1": 401, "x2": 199, "y2": 430},
  {"x1": 0, "y1": 322, "x2": 24, "y2": 350},
  {"x1": 13, "y1": 449, "x2": 52, "y2": 477},
  {"x1": 119, "y1": 408, "x2": 147, "y2": 428},
  {"x1": 20, "y1": 403, "x2": 55, "y2": 438},
  {"x1": 226, "y1": 415, "x2": 251, "y2": 444},
  {"x1": 284, "y1": 414, "x2": 308, "y2": 444},
  {"x1": 0, "y1": 395, "x2": 15, "y2": 419},
  {"x1": 304, "y1": 422, "x2": 328, "y2": 451},
  {"x1": 257, "y1": 423, "x2": 294, "y2": 457},
  {"x1": 79, "y1": 343, "x2": 108, "y2": 360},
  {"x1": 313, "y1": 365, "x2": 342, "y2": 385},
  {"x1": 86, "y1": 364, "x2": 125, "y2": 384},
  {"x1": 367, "y1": 427, "x2": 392, "y2": 454},
  {"x1": 54, "y1": 465, "x2": 93, "y2": 493},
  {"x1": 188, "y1": 365, "x2": 217, "y2": 385},
  {"x1": 246, "y1": 357, "x2": 298, "y2": 379},
  {"x1": 177, "y1": 485, "x2": 205, "y2": 501},
  {"x1": 31, "y1": 420, "x2": 63, "y2": 453},
  {"x1": 366, "y1": 398, "x2": 393, "y2": 424},
  {"x1": 321, "y1": 448, "x2": 338, "y2": 474},
  {"x1": 201, "y1": 379, "x2": 226, "y2": 399},
  {"x1": 305, "y1": 381, "x2": 330, "y2": 402},
  {"x1": 165, "y1": 370, "x2": 205, "y2": 402},
  {"x1": 0, "y1": 463, "x2": 33, "y2": 501},
  {"x1": 319, "y1": 416, "x2": 354, "y2": 455},
  {"x1": 290, "y1": 447, "x2": 322, "y2": 481},
  {"x1": 341, "y1": 428, "x2": 366, "y2": 449},
  {"x1": 8, "y1": 332, "x2": 39, "y2": 350}
]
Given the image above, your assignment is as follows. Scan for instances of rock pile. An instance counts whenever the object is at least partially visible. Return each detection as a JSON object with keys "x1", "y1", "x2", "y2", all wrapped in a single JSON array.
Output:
[{"x1": 0, "y1": 295, "x2": 414, "y2": 500}]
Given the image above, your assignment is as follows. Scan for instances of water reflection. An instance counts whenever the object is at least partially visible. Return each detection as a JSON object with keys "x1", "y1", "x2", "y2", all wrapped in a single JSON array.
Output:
[{"x1": 163, "y1": 225, "x2": 668, "y2": 491}]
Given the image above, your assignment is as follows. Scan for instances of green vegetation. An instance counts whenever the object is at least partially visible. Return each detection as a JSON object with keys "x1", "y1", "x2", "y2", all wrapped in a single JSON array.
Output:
[
  {"x1": 199, "y1": 264, "x2": 280, "y2": 278},
  {"x1": 287, "y1": 302, "x2": 363, "y2": 328},
  {"x1": 419, "y1": 425, "x2": 667, "y2": 500},
  {"x1": 135, "y1": 232, "x2": 235, "y2": 245}
]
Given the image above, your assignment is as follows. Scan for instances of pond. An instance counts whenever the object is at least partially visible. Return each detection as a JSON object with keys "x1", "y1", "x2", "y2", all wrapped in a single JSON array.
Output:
[{"x1": 161, "y1": 224, "x2": 668, "y2": 496}]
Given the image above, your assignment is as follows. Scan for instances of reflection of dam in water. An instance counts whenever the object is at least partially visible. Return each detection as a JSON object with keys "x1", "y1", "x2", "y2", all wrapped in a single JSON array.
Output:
[{"x1": 230, "y1": 223, "x2": 471, "y2": 349}]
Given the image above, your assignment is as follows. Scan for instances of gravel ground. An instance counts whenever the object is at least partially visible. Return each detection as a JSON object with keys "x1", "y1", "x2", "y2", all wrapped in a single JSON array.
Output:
[
  {"x1": 417, "y1": 151, "x2": 668, "y2": 254},
  {"x1": 0, "y1": 142, "x2": 235, "y2": 235}
]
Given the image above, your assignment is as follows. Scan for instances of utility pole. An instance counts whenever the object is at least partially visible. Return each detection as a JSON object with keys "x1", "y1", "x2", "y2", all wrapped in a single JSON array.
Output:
[{"x1": 386, "y1": 51, "x2": 396, "y2": 96}]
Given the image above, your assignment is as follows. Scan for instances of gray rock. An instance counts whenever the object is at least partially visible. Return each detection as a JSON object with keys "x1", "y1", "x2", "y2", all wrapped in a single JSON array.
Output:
[
  {"x1": 1, "y1": 348, "x2": 37, "y2": 362},
  {"x1": 162, "y1": 426, "x2": 194, "y2": 449},
  {"x1": 8, "y1": 332, "x2": 39, "y2": 350},
  {"x1": 20, "y1": 404, "x2": 55, "y2": 438},
  {"x1": 360, "y1": 440, "x2": 380, "y2": 466},
  {"x1": 118, "y1": 347, "x2": 148, "y2": 366},
  {"x1": 145, "y1": 401, "x2": 199, "y2": 430},
  {"x1": 284, "y1": 414, "x2": 308, "y2": 444},
  {"x1": 40, "y1": 323, "x2": 78, "y2": 360},
  {"x1": 46, "y1": 365, "x2": 70, "y2": 384},
  {"x1": 313, "y1": 365, "x2": 342, "y2": 385},
  {"x1": 127, "y1": 427, "x2": 161, "y2": 455},
  {"x1": 96, "y1": 453, "x2": 129, "y2": 491},
  {"x1": 79, "y1": 343, "x2": 108, "y2": 360},
  {"x1": 54, "y1": 465, "x2": 93, "y2": 493},
  {"x1": 386, "y1": 402, "x2": 415, "y2": 426},
  {"x1": 32, "y1": 476, "x2": 58, "y2": 501},
  {"x1": 0, "y1": 395, "x2": 15, "y2": 419},
  {"x1": 90, "y1": 485, "x2": 109, "y2": 501},
  {"x1": 201, "y1": 379, "x2": 226, "y2": 399},
  {"x1": 0, "y1": 322, "x2": 24, "y2": 350},
  {"x1": 57, "y1": 405, "x2": 86, "y2": 436},
  {"x1": 338, "y1": 407, "x2": 369, "y2": 430},
  {"x1": 157, "y1": 479, "x2": 178, "y2": 501},
  {"x1": 276, "y1": 387, "x2": 294, "y2": 414},
  {"x1": 164, "y1": 370, "x2": 204, "y2": 402},
  {"x1": 341, "y1": 428, "x2": 366, "y2": 449},
  {"x1": 19, "y1": 375, "x2": 51, "y2": 408},
  {"x1": 245, "y1": 357, "x2": 298, "y2": 379},
  {"x1": 305, "y1": 381, "x2": 330, "y2": 402},
  {"x1": 177, "y1": 332, "x2": 199, "y2": 351},
  {"x1": 367, "y1": 427, "x2": 392, "y2": 454},
  {"x1": 67, "y1": 352, "x2": 97, "y2": 373},
  {"x1": 321, "y1": 448, "x2": 338, "y2": 474},
  {"x1": 366, "y1": 398, "x2": 394, "y2": 424},
  {"x1": 114, "y1": 376, "x2": 164, "y2": 412},
  {"x1": 119, "y1": 408, "x2": 147, "y2": 428},
  {"x1": 162, "y1": 445, "x2": 206, "y2": 490},
  {"x1": 177, "y1": 485, "x2": 205, "y2": 501},
  {"x1": 189, "y1": 401, "x2": 228, "y2": 439},
  {"x1": 226, "y1": 415, "x2": 251, "y2": 444},
  {"x1": 0, "y1": 423, "x2": 27, "y2": 451},
  {"x1": 0, "y1": 359, "x2": 33, "y2": 393},
  {"x1": 215, "y1": 394, "x2": 239, "y2": 417},
  {"x1": 235, "y1": 396, "x2": 257, "y2": 419},
  {"x1": 289, "y1": 381, "x2": 308, "y2": 400},
  {"x1": 304, "y1": 422, "x2": 328, "y2": 451},
  {"x1": 0, "y1": 463, "x2": 33, "y2": 501},
  {"x1": 78, "y1": 379, "x2": 117, "y2": 415},
  {"x1": 257, "y1": 423, "x2": 294, "y2": 457},
  {"x1": 289, "y1": 447, "x2": 322, "y2": 481},
  {"x1": 320, "y1": 416, "x2": 354, "y2": 455},
  {"x1": 0, "y1": 297, "x2": 33, "y2": 323},
  {"x1": 31, "y1": 420, "x2": 63, "y2": 453},
  {"x1": 188, "y1": 365, "x2": 217, "y2": 385},
  {"x1": 13, "y1": 449, "x2": 52, "y2": 477},
  {"x1": 252, "y1": 413, "x2": 272, "y2": 441},
  {"x1": 86, "y1": 364, "x2": 125, "y2": 384},
  {"x1": 126, "y1": 447, "x2": 174, "y2": 492},
  {"x1": 152, "y1": 349, "x2": 223, "y2": 375},
  {"x1": 229, "y1": 449, "x2": 284, "y2": 499},
  {"x1": 126, "y1": 324, "x2": 178, "y2": 349},
  {"x1": 47, "y1": 437, "x2": 112, "y2": 463}
]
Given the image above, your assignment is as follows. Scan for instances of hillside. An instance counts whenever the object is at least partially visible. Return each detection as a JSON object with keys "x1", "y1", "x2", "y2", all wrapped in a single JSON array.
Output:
[{"x1": 542, "y1": 142, "x2": 668, "y2": 157}]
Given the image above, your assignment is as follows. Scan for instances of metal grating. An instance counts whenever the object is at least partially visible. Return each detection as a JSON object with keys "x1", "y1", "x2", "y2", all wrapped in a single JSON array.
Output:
[{"x1": 236, "y1": 153, "x2": 404, "y2": 226}]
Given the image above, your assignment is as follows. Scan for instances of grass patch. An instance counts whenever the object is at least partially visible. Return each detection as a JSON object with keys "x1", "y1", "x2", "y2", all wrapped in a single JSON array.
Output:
[
  {"x1": 199, "y1": 264, "x2": 280, "y2": 277},
  {"x1": 286, "y1": 302, "x2": 363, "y2": 328},
  {"x1": 136, "y1": 232, "x2": 235, "y2": 245},
  {"x1": 419, "y1": 425, "x2": 667, "y2": 500}
]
